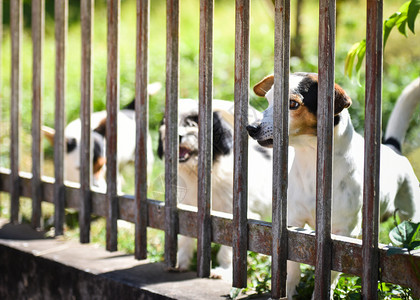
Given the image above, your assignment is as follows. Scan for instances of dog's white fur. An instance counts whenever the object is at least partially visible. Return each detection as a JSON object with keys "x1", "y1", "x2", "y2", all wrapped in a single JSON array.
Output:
[
  {"x1": 247, "y1": 73, "x2": 420, "y2": 299},
  {"x1": 158, "y1": 99, "x2": 291, "y2": 279}
]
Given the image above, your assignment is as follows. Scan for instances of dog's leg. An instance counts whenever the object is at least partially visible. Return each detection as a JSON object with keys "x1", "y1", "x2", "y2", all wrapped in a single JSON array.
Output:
[
  {"x1": 177, "y1": 235, "x2": 195, "y2": 271},
  {"x1": 286, "y1": 260, "x2": 301, "y2": 300},
  {"x1": 211, "y1": 245, "x2": 233, "y2": 282}
]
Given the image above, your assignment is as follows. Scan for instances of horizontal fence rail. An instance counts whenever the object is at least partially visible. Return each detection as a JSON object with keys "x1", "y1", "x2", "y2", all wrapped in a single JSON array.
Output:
[
  {"x1": 0, "y1": 170, "x2": 419, "y2": 295},
  {"x1": 1, "y1": 1, "x2": 419, "y2": 299}
]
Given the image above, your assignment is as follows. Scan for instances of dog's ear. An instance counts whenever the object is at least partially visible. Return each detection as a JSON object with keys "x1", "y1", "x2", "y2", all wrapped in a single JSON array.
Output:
[
  {"x1": 213, "y1": 112, "x2": 233, "y2": 159},
  {"x1": 253, "y1": 75, "x2": 274, "y2": 97},
  {"x1": 157, "y1": 118, "x2": 165, "y2": 159},
  {"x1": 42, "y1": 125, "x2": 55, "y2": 145},
  {"x1": 94, "y1": 117, "x2": 107, "y2": 136},
  {"x1": 334, "y1": 83, "x2": 352, "y2": 115}
]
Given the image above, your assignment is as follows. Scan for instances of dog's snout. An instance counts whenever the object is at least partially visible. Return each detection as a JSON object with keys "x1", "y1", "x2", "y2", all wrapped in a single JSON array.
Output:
[{"x1": 246, "y1": 124, "x2": 260, "y2": 138}]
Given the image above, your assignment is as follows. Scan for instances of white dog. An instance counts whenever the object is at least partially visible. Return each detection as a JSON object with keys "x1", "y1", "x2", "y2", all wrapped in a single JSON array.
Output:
[
  {"x1": 246, "y1": 73, "x2": 420, "y2": 298},
  {"x1": 158, "y1": 99, "x2": 287, "y2": 279}
]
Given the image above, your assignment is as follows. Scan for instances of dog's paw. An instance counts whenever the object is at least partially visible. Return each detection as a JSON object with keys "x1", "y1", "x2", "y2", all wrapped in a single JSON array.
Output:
[
  {"x1": 165, "y1": 266, "x2": 189, "y2": 273},
  {"x1": 210, "y1": 266, "x2": 233, "y2": 282}
]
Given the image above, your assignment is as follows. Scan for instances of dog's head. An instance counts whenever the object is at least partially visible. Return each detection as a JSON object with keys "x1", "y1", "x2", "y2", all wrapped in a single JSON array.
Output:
[
  {"x1": 157, "y1": 99, "x2": 234, "y2": 170},
  {"x1": 42, "y1": 119, "x2": 107, "y2": 187},
  {"x1": 247, "y1": 73, "x2": 352, "y2": 147}
]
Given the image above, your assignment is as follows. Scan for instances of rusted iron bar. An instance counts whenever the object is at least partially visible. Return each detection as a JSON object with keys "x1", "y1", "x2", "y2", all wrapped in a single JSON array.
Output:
[
  {"x1": 165, "y1": 0, "x2": 180, "y2": 268},
  {"x1": 80, "y1": 0, "x2": 94, "y2": 244},
  {"x1": 314, "y1": 0, "x2": 336, "y2": 298},
  {"x1": 271, "y1": 0, "x2": 290, "y2": 297},
  {"x1": 134, "y1": 0, "x2": 149, "y2": 260},
  {"x1": 31, "y1": 0, "x2": 45, "y2": 229},
  {"x1": 54, "y1": 0, "x2": 68, "y2": 236},
  {"x1": 233, "y1": 0, "x2": 250, "y2": 288},
  {"x1": 10, "y1": 0, "x2": 22, "y2": 224},
  {"x1": 197, "y1": 0, "x2": 213, "y2": 278},
  {"x1": 0, "y1": 169, "x2": 419, "y2": 295},
  {"x1": 362, "y1": 0, "x2": 383, "y2": 298},
  {"x1": 106, "y1": 0, "x2": 120, "y2": 252}
]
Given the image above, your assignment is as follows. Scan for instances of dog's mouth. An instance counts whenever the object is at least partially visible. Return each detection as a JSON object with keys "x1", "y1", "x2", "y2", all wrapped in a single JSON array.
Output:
[
  {"x1": 257, "y1": 139, "x2": 273, "y2": 148},
  {"x1": 179, "y1": 146, "x2": 197, "y2": 163}
]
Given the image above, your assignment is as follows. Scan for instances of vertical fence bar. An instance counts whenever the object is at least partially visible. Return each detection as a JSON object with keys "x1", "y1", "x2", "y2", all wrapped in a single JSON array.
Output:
[
  {"x1": 314, "y1": 0, "x2": 336, "y2": 298},
  {"x1": 54, "y1": 0, "x2": 67, "y2": 236},
  {"x1": 164, "y1": 0, "x2": 179, "y2": 269},
  {"x1": 31, "y1": 0, "x2": 45, "y2": 229},
  {"x1": 271, "y1": 0, "x2": 290, "y2": 297},
  {"x1": 80, "y1": 0, "x2": 94, "y2": 244},
  {"x1": 10, "y1": 0, "x2": 23, "y2": 224},
  {"x1": 134, "y1": 0, "x2": 149, "y2": 260},
  {"x1": 106, "y1": 0, "x2": 120, "y2": 252},
  {"x1": 362, "y1": 0, "x2": 383, "y2": 298},
  {"x1": 232, "y1": 0, "x2": 250, "y2": 288},
  {"x1": 197, "y1": 0, "x2": 213, "y2": 278}
]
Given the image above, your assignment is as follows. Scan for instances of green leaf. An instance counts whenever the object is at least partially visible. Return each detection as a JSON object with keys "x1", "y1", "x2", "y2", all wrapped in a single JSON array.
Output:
[
  {"x1": 411, "y1": 240, "x2": 420, "y2": 249},
  {"x1": 384, "y1": 12, "x2": 402, "y2": 46},
  {"x1": 407, "y1": 0, "x2": 420, "y2": 33},
  {"x1": 355, "y1": 40, "x2": 366, "y2": 80},
  {"x1": 389, "y1": 221, "x2": 420, "y2": 248},
  {"x1": 398, "y1": 19, "x2": 408, "y2": 36},
  {"x1": 344, "y1": 40, "x2": 366, "y2": 81},
  {"x1": 345, "y1": 42, "x2": 359, "y2": 78},
  {"x1": 346, "y1": 0, "x2": 419, "y2": 79}
]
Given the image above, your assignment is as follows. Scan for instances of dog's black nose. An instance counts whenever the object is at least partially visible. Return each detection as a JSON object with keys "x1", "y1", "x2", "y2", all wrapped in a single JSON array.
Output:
[{"x1": 246, "y1": 124, "x2": 260, "y2": 138}]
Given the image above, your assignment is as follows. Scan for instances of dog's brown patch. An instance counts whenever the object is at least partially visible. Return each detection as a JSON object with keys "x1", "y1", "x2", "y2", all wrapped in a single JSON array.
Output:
[
  {"x1": 93, "y1": 156, "x2": 106, "y2": 174},
  {"x1": 253, "y1": 75, "x2": 274, "y2": 97},
  {"x1": 94, "y1": 117, "x2": 107, "y2": 136},
  {"x1": 289, "y1": 94, "x2": 317, "y2": 136},
  {"x1": 334, "y1": 83, "x2": 352, "y2": 114}
]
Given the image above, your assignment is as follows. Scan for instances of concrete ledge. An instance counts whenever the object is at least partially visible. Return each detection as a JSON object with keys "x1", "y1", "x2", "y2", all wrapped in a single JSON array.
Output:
[{"x1": 0, "y1": 220, "x2": 236, "y2": 300}]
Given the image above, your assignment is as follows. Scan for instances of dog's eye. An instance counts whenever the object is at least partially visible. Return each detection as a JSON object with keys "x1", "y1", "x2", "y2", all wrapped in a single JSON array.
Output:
[{"x1": 290, "y1": 100, "x2": 300, "y2": 110}]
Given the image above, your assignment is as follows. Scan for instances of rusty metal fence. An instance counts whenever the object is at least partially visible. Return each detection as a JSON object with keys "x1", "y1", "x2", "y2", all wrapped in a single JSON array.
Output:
[{"x1": 0, "y1": 0, "x2": 419, "y2": 299}]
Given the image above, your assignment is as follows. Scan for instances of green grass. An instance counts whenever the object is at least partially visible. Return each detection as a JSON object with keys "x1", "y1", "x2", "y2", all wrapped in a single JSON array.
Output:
[{"x1": 0, "y1": 0, "x2": 420, "y2": 297}]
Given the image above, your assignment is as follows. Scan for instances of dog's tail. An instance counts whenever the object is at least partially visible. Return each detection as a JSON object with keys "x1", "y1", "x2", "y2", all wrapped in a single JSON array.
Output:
[{"x1": 383, "y1": 77, "x2": 420, "y2": 153}]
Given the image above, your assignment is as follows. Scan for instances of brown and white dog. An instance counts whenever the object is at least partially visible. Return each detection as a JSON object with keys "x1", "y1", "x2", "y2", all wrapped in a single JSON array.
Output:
[
  {"x1": 43, "y1": 109, "x2": 154, "y2": 191},
  {"x1": 42, "y1": 82, "x2": 161, "y2": 190},
  {"x1": 158, "y1": 99, "x2": 290, "y2": 279},
  {"x1": 247, "y1": 73, "x2": 420, "y2": 298}
]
